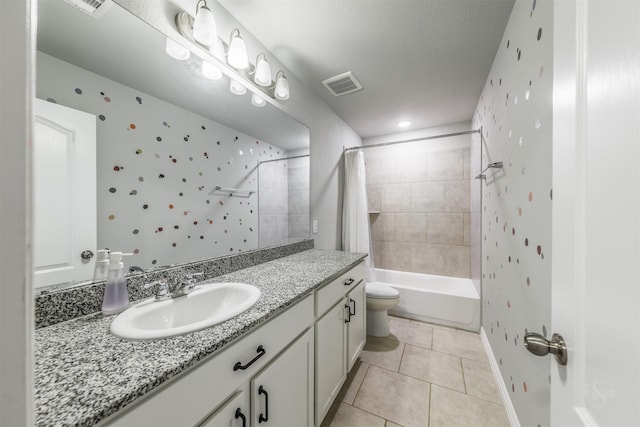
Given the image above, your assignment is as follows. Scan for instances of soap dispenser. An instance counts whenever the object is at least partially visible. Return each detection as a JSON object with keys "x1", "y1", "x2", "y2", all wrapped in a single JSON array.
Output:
[
  {"x1": 102, "y1": 251, "x2": 132, "y2": 315},
  {"x1": 92, "y1": 249, "x2": 110, "y2": 282}
]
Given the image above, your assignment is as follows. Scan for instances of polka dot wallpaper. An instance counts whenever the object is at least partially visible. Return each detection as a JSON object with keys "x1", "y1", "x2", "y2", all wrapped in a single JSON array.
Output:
[
  {"x1": 473, "y1": 0, "x2": 552, "y2": 425},
  {"x1": 36, "y1": 52, "x2": 287, "y2": 270}
]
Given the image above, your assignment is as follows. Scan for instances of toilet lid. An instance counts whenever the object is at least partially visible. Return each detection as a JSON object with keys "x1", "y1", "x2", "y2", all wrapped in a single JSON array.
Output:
[{"x1": 366, "y1": 282, "x2": 400, "y2": 299}]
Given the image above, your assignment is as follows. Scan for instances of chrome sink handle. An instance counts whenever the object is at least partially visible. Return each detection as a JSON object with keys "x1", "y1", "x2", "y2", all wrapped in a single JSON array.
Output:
[
  {"x1": 171, "y1": 272, "x2": 204, "y2": 298},
  {"x1": 143, "y1": 279, "x2": 171, "y2": 301}
]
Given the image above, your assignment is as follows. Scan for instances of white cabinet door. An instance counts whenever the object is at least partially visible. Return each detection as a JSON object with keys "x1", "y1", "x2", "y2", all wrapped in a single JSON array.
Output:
[
  {"x1": 199, "y1": 388, "x2": 249, "y2": 427},
  {"x1": 251, "y1": 328, "x2": 314, "y2": 427},
  {"x1": 33, "y1": 99, "x2": 96, "y2": 287},
  {"x1": 315, "y1": 300, "x2": 347, "y2": 426},
  {"x1": 346, "y1": 281, "x2": 366, "y2": 371}
]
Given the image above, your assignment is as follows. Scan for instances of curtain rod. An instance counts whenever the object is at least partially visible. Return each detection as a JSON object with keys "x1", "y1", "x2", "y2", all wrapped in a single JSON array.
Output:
[
  {"x1": 343, "y1": 129, "x2": 481, "y2": 153},
  {"x1": 258, "y1": 154, "x2": 310, "y2": 165}
]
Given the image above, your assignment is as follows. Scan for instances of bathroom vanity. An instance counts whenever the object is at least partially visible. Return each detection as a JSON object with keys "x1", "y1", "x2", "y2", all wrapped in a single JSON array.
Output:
[{"x1": 34, "y1": 249, "x2": 366, "y2": 426}]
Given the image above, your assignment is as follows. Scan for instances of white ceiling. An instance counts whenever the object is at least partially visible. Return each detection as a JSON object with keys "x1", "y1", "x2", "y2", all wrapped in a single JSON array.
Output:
[{"x1": 218, "y1": 0, "x2": 515, "y2": 138}]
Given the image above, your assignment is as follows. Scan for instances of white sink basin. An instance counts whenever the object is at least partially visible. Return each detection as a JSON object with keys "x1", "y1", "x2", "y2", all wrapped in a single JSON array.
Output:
[{"x1": 110, "y1": 283, "x2": 260, "y2": 340}]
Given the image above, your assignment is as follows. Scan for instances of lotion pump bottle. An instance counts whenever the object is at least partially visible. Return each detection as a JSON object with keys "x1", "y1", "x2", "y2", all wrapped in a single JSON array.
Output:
[
  {"x1": 102, "y1": 252, "x2": 131, "y2": 315},
  {"x1": 92, "y1": 249, "x2": 110, "y2": 282}
]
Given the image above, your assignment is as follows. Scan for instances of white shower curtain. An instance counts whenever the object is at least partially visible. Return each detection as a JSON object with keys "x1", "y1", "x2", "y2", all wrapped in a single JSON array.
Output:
[{"x1": 342, "y1": 150, "x2": 374, "y2": 275}]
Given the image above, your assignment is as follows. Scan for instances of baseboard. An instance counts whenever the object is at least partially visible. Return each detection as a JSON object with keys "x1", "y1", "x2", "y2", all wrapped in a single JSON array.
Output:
[{"x1": 480, "y1": 327, "x2": 521, "y2": 427}]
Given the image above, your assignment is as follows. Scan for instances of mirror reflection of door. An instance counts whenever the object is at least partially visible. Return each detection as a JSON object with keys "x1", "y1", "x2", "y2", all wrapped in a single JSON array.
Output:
[{"x1": 33, "y1": 98, "x2": 96, "y2": 287}]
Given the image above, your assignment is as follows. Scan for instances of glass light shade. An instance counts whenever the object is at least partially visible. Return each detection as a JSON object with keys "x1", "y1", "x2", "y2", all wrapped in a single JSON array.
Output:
[
  {"x1": 165, "y1": 37, "x2": 190, "y2": 60},
  {"x1": 202, "y1": 61, "x2": 222, "y2": 80},
  {"x1": 274, "y1": 73, "x2": 290, "y2": 100},
  {"x1": 227, "y1": 32, "x2": 249, "y2": 70},
  {"x1": 229, "y1": 79, "x2": 247, "y2": 95},
  {"x1": 254, "y1": 55, "x2": 272, "y2": 87},
  {"x1": 251, "y1": 93, "x2": 266, "y2": 107},
  {"x1": 192, "y1": 4, "x2": 217, "y2": 46},
  {"x1": 210, "y1": 38, "x2": 225, "y2": 61}
]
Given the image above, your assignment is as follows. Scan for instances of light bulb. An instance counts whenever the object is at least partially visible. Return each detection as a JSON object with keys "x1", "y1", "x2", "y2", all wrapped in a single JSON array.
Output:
[
  {"x1": 202, "y1": 61, "x2": 222, "y2": 80},
  {"x1": 192, "y1": 2, "x2": 217, "y2": 46},
  {"x1": 251, "y1": 93, "x2": 266, "y2": 107},
  {"x1": 254, "y1": 54, "x2": 272, "y2": 87},
  {"x1": 398, "y1": 121, "x2": 411, "y2": 128},
  {"x1": 165, "y1": 37, "x2": 190, "y2": 60},
  {"x1": 227, "y1": 29, "x2": 249, "y2": 70},
  {"x1": 230, "y1": 79, "x2": 247, "y2": 95},
  {"x1": 274, "y1": 72, "x2": 289, "y2": 100}
]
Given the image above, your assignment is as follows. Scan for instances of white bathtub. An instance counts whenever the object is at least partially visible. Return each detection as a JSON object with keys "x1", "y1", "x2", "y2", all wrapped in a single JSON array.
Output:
[{"x1": 370, "y1": 268, "x2": 480, "y2": 331}]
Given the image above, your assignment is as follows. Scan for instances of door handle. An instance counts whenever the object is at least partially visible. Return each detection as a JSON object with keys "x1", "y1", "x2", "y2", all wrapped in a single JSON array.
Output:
[
  {"x1": 234, "y1": 408, "x2": 247, "y2": 427},
  {"x1": 344, "y1": 304, "x2": 352, "y2": 323},
  {"x1": 258, "y1": 385, "x2": 269, "y2": 423},
  {"x1": 524, "y1": 332, "x2": 568, "y2": 365},
  {"x1": 233, "y1": 345, "x2": 266, "y2": 371},
  {"x1": 348, "y1": 298, "x2": 356, "y2": 316}
]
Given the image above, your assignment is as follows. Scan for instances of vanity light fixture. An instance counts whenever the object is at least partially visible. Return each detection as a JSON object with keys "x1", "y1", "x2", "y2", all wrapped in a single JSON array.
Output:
[
  {"x1": 227, "y1": 29, "x2": 249, "y2": 70},
  {"x1": 192, "y1": 0, "x2": 217, "y2": 46},
  {"x1": 274, "y1": 71, "x2": 290, "y2": 100},
  {"x1": 251, "y1": 93, "x2": 266, "y2": 107},
  {"x1": 230, "y1": 79, "x2": 247, "y2": 95},
  {"x1": 253, "y1": 53, "x2": 272, "y2": 87},
  {"x1": 202, "y1": 61, "x2": 222, "y2": 80},
  {"x1": 173, "y1": 10, "x2": 291, "y2": 103},
  {"x1": 165, "y1": 37, "x2": 190, "y2": 60}
]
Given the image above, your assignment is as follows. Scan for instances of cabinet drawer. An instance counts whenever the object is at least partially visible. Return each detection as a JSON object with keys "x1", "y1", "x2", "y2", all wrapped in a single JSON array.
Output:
[
  {"x1": 316, "y1": 261, "x2": 365, "y2": 318},
  {"x1": 107, "y1": 294, "x2": 314, "y2": 427}
]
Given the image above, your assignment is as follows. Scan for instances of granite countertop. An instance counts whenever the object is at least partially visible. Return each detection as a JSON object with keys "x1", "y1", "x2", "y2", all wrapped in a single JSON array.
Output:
[{"x1": 34, "y1": 249, "x2": 366, "y2": 427}]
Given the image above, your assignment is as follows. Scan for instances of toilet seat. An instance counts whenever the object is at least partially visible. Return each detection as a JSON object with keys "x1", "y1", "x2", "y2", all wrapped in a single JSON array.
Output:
[{"x1": 366, "y1": 282, "x2": 399, "y2": 299}]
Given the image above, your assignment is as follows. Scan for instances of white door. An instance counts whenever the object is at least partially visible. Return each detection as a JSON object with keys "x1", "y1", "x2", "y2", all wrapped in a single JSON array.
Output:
[
  {"x1": 33, "y1": 99, "x2": 96, "y2": 287},
  {"x1": 551, "y1": 0, "x2": 640, "y2": 425}
]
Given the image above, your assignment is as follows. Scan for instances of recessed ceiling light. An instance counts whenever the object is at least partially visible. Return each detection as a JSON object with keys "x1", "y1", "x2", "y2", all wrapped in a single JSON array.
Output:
[{"x1": 398, "y1": 121, "x2": 411, "y2": 128}]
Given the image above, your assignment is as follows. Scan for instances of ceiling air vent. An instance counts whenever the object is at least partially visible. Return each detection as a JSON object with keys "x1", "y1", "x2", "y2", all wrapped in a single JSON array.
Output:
[
  {"x1": 61, "y1": 0, "x2": 113, "y2": 18},
  {"x1": 322, "y1": 71, "x2": 363, "y2": 96}
]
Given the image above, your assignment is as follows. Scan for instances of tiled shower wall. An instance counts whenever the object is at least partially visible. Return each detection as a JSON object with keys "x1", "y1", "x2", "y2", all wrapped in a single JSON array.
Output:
[
  {"x1": 36, "y1": 52, "x2": 287, "y2": 270},
  {"x1": 258, "y1": 156, "x2": 309, "y2": 247},
  {"x1": 288, "y1": 157, "x2": 310, "y2": 240},
  {"x1": 473, "y1": 0, "x2": 552, "y2": 425},
  {"x1": 365, "y1": 136, "x2": 471, "y2": 278}
]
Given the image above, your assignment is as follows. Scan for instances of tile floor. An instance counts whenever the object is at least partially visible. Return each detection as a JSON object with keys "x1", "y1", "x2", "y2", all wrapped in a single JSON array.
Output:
[{"x1": 321, "y1": 316, "x2": 510, "y2": 427}]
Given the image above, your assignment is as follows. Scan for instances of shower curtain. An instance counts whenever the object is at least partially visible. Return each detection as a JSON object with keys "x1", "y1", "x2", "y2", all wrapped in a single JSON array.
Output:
[{"x1": 342, "y1": 150, "x2": 374, "y2": 275}]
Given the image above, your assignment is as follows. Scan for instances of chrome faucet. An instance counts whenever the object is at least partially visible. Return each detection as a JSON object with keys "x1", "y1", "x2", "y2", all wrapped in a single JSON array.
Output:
[{"x1": 144, "y1": 272, "x2": 204, "y2": 301}]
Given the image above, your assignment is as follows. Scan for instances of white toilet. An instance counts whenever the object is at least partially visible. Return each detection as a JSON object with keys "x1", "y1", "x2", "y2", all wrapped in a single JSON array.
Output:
[{"x1": 366, "y1": 282, "x2": 400, "y2": 337}]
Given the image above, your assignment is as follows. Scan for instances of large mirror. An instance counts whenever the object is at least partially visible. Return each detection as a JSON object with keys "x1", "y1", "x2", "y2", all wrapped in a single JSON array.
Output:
[{"x1": 34, "y1": 0, "x2": 310, "y2": 288}]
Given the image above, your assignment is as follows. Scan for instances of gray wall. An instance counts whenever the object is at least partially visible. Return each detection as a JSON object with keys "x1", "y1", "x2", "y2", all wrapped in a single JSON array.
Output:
[{"x1": 473, "y1": 0, "x2": 553, "y2": 425}]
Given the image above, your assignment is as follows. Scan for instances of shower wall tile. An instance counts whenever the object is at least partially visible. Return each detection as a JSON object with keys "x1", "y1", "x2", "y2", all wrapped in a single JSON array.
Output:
[
  {"x1": 381, "y1": 241, "x2": 412, "y2": 272},
  {"x1": 411, "y1": 243, "x2": 445, "y2": 275},
  {"x1": 464, "y1": 213, "x2": 471, "y2": 246},
  {"x1": 472, "y1": 0, "x2": 553, "y2": 425},
  {"x1": 288, "y1": 190, "x2": 309, "y2": 214},
  {"x1": 411, "y1": 182, "x2": 445, "y2": 213},
  {"x1": 463, "y1": 147, "x2": 471, "y2": 180},
  {"x1": 444, "y1": 246, "x2": 470, "y2": 278},
  {"x1": 395, "y1": 213, "x2": 427, "y2": 243},
  {"x1": 427, "y1": 213, "x2": 464, "y2": 245},
  {"x1": 445, "y1": 181, "x2": 471, "y2": 212},
  {"x1": 365, "y1": 137, "x2": 471, "y2": 279},
  {"x1": 396, "y1": 154, "x2": 429, "y2": 183},
  {"x1": 370, "y1": 213, "x2": 395, "y2": 242},
  {"x1": 381, "y1": 183, "x2": 412, "y2": 212},
  {"x1": 427, "y1": 149, "x2": 464, "y2": 181},
  {"x1": 365, "y1": 156, "x2": 396, "y2": 185},
  {"x1": 367, "y1": 185, "x2": 382, "y2": 212},
  {"x1": 288, "y1": 214, "x2": 309, "y2": 239}
]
